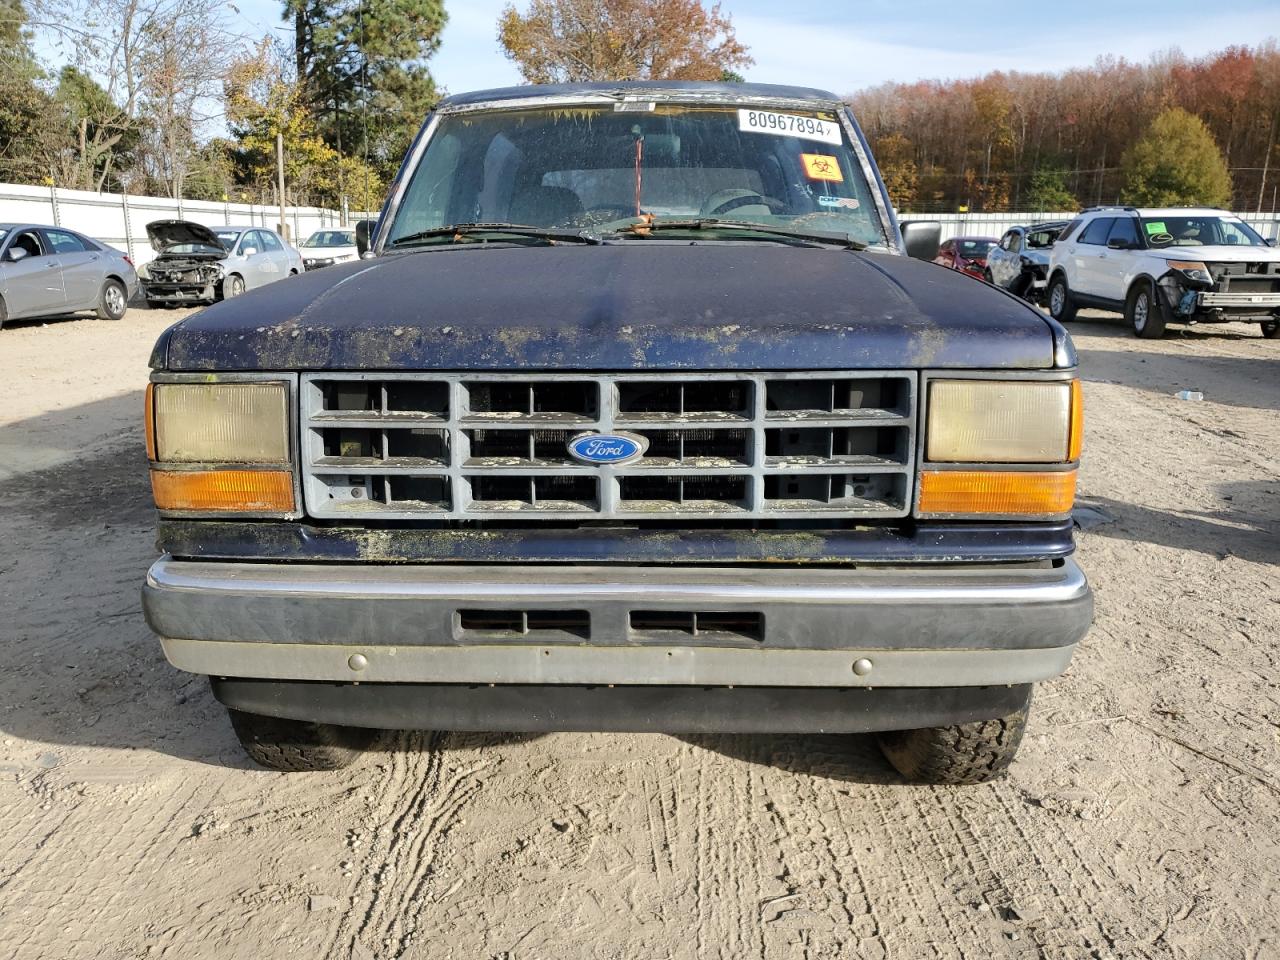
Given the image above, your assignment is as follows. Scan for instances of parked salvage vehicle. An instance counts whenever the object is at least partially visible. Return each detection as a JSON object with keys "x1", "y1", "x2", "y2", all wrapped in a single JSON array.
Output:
[
  {"x1": 933, "y1": 236, "x2": 998, "y2": 278},
  {"x1": 1048, "y1": 206, "x2": 1280, "y2": 338},
  {"x1": 0, "y1": 223, "x2": 137, "y2": 328},
  {"x1": 139, "y1": 221, "x2": 304, "y2": 307},
  {"x1": 301, "y1": 228, "x2": 359, "y2": 270},
  {"x1": 141, "y1": 81, "x2": 1092, "y2": 784},
  {"x1": 986, "y1": 221, "x2": 1069, "y2": 303}
]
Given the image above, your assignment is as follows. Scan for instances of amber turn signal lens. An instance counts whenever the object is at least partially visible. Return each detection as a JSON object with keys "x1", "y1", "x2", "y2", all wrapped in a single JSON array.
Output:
[
  {"x1": 918, "y1": 469, "x2": 1077, "y2": 516},
  {"x1": 1068, "y1": 379, "x2": 1084, "y2": 461},
  {"x1": 144, "y1": 383, "x2": 156, "y2": 461},
  {"x1": 150, "y1": 469, "x2": 295, "y2": 513}
]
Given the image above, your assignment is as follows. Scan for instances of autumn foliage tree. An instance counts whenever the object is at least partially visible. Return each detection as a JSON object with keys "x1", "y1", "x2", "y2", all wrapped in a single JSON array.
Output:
[
  {"x1": 498, "y1": 0, "x2": 751, "y2": 84},
  {"x1": 850, "y1": 44, "x2": 1280, "y2": 212},
  {"x1": 1121, "y1": 108, "x2": 1232, "y2": 207}
]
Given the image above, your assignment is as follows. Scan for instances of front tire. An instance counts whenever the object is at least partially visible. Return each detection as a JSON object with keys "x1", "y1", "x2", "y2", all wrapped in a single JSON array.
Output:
[
  {"x1": 877, "y1": 690, "x2": 1031, "y2": 784},
  {"x1": 222, "y1": 274, "x2": 245, "y2": 300},
  {"x1": 227, "y1": 708, "x2": 377, "y2": 771},
  {"x1": 1047, "y1": 274, "x2": 1077, "y2": 323},
  {"x1": 1262, "y1": 319, "x2": 1279, "y2": 339},
  {"x1": 96, "y1": 278, "x2": 128, "y2": 320},
  {"x1": 1127, "y1": 281, "x2": 1166, "y2": 339}
]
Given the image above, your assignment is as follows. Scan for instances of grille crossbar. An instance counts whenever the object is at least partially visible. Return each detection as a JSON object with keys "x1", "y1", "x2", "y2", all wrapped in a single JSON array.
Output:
[{"x1": 301, "y1": 372, "x2": 916, "y2": 520}]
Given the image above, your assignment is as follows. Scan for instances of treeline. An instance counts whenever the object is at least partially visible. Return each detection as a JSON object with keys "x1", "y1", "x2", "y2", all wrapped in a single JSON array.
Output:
[
  {"x1": 0, "y1": 0, "x2": 445, "y2": 208},
  {"x1": 850, "y1": 44, "x2": 1280, "y2": 212}
]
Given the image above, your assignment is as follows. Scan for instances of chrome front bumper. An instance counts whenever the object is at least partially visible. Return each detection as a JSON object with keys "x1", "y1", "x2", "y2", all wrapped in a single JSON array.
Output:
[{"x1": 143, "y1": 558, "x2": 1092, "y2": 689}]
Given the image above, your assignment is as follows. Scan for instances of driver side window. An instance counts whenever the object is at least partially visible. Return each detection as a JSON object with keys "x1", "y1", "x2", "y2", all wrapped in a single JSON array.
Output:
[
  {"x1": 10, "y1": 230, "x2": 45, "y2": 258},
  {"x1": 239, "y1": 231, "x2": 262, "y2": 256}
]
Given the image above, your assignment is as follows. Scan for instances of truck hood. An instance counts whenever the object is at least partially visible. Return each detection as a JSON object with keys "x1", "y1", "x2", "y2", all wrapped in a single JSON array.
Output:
[
  {"x1": 146, "y1": 220, "x2": 226, "y2": 254},
  {"x1": 154, "y1": 244, "x2": 1061, "y2": 371},
  {"x1": 1150, "y1": 245, "x2": 1280, "y2": 264}
]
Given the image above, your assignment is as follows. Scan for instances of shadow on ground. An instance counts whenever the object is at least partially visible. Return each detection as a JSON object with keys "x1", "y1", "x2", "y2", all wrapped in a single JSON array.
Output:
[{"x1": 1076, "y1": 481, "x2": 1279, "y2": 565}]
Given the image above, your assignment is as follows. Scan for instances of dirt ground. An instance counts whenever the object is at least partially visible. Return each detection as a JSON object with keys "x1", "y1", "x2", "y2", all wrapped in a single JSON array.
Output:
[{"x1": 0, "y1": 305, "x2": 1276, "y2": 960}]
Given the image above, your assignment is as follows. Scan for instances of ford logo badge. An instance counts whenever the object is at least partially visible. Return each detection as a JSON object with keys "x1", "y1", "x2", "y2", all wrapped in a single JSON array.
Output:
[{"x1": 567, "y1": 431, "x2": 648, "y2": 466}]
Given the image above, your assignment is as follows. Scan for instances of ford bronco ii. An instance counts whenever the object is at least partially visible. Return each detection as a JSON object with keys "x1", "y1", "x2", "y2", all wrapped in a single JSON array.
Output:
[{"x1": 141, "y1": 82, "x2": 1092, "y2": 783}]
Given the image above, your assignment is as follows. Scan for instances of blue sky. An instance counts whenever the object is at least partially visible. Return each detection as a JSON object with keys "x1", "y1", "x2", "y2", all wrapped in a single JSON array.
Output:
[{"x1": 228, "y1": 0, "x2": 1280, "y2": 97}]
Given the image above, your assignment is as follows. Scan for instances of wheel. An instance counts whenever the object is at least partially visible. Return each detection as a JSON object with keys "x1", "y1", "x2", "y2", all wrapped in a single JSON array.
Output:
[
  {"x1": 983, "y1": 269, "x2": 994, "y2": 284},
  {"x1": 227, "y1": 708, "x2": 377, "y2": 771},
  {"x1": 1047, "y1": 274, "x2": 1076, "y2": 322},
  {"x1": 877, "y1": 690, "x2": 1032, "y2": 784},
  {"x1": 222, "y1": 274, "x2": 245, "y2": 299},
  {"x1": 0, "y1": 295, "x2": 7, "y2": 330},
  {"x1": 1262, "y1": 319, "x2": 1279, "y2": 339},
  {"x1": 96, "y1": 278, "x2": 128, "y2": 320},
  {"x1": 1127, "y1": 281, "x2": 1166, "y2": 339}
]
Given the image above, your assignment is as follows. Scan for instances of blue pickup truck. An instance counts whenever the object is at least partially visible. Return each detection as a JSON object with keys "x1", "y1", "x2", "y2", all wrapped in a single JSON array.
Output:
[{"x1": 141, "y1": 81, "x2": 1091, "y2": 783}]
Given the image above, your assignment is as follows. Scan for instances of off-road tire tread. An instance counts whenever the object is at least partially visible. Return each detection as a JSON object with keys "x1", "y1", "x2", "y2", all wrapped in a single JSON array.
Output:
[
  {"x1": 877, "y1": 697, "x2": 1030, "y2": 785},
  {"x1": 227, "y1": 708, "x2": 376, "y2": 771}
]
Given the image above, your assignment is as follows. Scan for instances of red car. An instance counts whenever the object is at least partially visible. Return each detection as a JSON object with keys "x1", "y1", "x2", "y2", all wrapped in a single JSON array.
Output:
[{"x1": 934, "y1": 236, "x2": 998, "y2": 278}]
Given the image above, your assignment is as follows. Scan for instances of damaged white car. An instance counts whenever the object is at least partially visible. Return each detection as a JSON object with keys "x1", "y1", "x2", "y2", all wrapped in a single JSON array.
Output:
[
  {"x1": 1047, "y1": 206, "x2": 1280, "y2": 339},
  {"x1": 139, "y1": 221, "x2": 304, "y2": 307}
]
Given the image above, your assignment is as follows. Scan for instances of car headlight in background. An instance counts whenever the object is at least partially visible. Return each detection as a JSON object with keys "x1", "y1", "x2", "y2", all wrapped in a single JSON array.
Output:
[
  {"x1": 137, "y1": 263, "x2": 151, "y2": 280},
  {"x1": 1167, "y1": 260, "x2": 1213, "y2": 284},
  {"x1": 145, "y1": 381, "x2": 296, "y2": 514},
  {"x1": 918, "y1": 378, "x2": 1082, "y2": 517}
]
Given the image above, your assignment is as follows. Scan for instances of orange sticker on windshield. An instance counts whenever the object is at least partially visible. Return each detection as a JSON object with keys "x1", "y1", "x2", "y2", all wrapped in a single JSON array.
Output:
[{"x1": 801, "y1": 153, "x2": 843, "y2": 182}]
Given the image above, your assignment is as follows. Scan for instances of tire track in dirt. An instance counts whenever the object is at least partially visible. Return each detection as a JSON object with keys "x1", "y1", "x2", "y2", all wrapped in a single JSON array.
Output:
[{"x1": 323, "y1": 731, "x2": 496, "y2": 959}]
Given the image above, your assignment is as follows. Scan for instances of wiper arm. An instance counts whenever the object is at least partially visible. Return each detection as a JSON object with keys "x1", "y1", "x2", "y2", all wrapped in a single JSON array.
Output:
[
  {"x1": 389, "y1": 223, "x2": 602, "y2": 247},
  {"x1": 614, "y1": 218, "x2": 868, "y2": 250}
]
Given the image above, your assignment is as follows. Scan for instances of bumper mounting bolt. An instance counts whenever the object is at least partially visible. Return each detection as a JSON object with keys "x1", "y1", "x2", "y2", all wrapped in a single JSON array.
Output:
[
  {"x1": 347, "y1": 654, "x2": 368, "y2": 672},
  {"x1": 852, "y1": 658, "x2": 873, "y2": 677}
]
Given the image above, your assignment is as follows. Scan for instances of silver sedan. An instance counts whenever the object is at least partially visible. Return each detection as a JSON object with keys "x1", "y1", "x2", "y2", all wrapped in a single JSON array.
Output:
[{"x1": 0, "y1": 223, "x2": 139, "y2": 328}]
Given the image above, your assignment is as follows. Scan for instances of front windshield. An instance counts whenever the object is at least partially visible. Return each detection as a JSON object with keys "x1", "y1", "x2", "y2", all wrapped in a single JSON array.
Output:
[
  {"x1": 214, "y1": 230, "x2": 240, "y2": 250},
  {"x1": 957, "y1": 239, "x2": 993, "y2": 257},
  {"x1": 387, "y1": 103, "x2": 886, "y2": 246},
  {"x1": 304, "y1": 231, "x2": 355, "y2": 248},
  {"x1": 1140, "y1": 215, "x2": 1266, "y2": 248}
]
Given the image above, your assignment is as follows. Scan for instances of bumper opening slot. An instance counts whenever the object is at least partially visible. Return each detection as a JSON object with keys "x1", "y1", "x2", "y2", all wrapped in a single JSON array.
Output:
[
  {"x1": 458, "y1": 609, "x2": 590, "y2": 640},
  {"x1": 629, "y1": 610, "x2": 764, "y2": 642}
]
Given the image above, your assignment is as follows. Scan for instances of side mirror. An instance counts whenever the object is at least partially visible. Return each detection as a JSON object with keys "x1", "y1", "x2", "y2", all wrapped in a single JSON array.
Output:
[
  {"x1": 1106, "y1": 238, "x2": 1132, "y2": 250},
  {"x1": 354, "y1": 219, "x2": 375, "y2": 256},
  {"x1": 242, "y1": 246, "x2": 259, "y2": 257},
  {"x1": 5, "y1": 246, "x2": 29, "y2": 263},
  {"x1": 900, "y1": 220, "x2": 941, "y2": 261}
]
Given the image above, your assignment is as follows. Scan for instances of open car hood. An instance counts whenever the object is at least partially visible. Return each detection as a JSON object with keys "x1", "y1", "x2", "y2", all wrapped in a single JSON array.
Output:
[{"x1": 146, "y1": 220, "x2": 225, "y2": 253}]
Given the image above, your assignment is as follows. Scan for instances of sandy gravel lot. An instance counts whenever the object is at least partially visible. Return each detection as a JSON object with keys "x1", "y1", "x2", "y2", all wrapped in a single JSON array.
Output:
[{"x1": 0, "y1": 305, "x2": 1276, "y2": 960}]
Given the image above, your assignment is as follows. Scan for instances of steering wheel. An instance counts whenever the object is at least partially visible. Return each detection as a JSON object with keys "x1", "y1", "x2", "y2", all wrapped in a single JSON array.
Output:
[{"x1": 705, "y1": 193, "x2": 787, "y2": 216}]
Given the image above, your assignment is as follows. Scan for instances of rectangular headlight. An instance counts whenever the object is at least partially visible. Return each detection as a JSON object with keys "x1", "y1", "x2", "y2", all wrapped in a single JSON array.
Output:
[
  {"x1": 153, "y1": 382, "x2": 289, "y2": 463},
  {"x1": 926, "y1": 380, "x2": 1075, "y2": 463}
]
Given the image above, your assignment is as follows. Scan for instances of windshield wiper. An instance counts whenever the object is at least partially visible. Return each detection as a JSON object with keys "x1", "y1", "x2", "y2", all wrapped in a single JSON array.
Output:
[
  {"x1": 611, "y1": 218, "x2": 868, "y2": 250},
  {"x1": 389, "y1": 223, "x2": 602, "y2": 247}
]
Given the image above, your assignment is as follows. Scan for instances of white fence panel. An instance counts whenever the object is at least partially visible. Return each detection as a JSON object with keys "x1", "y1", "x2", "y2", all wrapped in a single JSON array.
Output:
[{"x1": 0, "y1": 182, "x2": 371, "y2": 266}]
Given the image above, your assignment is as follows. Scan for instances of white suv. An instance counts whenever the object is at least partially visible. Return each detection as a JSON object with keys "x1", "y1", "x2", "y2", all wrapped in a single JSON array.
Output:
[{"x1": 1046, "y1": 207, "x2": 1280, "y2": 339}]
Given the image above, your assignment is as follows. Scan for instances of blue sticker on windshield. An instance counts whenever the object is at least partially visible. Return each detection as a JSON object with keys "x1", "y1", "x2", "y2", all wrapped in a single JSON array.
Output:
[{"x1": 817, "y1": 196, "x2": 860, "y2": 210}]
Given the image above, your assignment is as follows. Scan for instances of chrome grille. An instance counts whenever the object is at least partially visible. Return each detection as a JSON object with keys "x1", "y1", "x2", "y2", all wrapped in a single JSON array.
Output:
[{"x1": 300, "y1": 372, "x2": 917, "y2": 520}]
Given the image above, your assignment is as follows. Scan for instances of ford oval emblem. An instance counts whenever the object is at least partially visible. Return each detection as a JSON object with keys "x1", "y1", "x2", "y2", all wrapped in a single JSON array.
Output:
[{"x1": 567, "y1": 431, "x2": 648, "y2": 466}]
